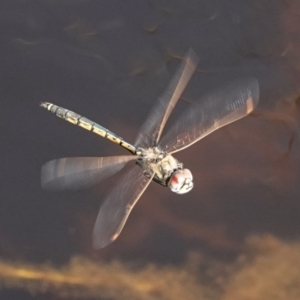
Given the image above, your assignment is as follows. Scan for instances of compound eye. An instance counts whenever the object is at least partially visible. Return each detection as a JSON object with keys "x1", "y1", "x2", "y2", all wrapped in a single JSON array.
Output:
[
  {"x1": 182, "y1": 169, "x2": 193, "y2": 181},
  {"x1": 168, "y1": 169, "x2": 194, "y2": 194},
  {"x1": 178, "y1": 182, "x2": 193, "y2": 194},
  {"x1": 168, "y1": 171, "x2": 185, "y2": 192}
]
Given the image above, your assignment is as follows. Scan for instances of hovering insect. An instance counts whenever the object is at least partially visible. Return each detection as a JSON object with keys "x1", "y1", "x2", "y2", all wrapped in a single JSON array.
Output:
[{"x1": 41, "y1": 49, "x2": 259, "y2": 248}]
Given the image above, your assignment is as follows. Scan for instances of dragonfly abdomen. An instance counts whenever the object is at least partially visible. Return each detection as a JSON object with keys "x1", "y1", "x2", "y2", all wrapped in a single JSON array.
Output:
[{"x1": 40, "y1": 102, "x2": 137, "y2": 154}]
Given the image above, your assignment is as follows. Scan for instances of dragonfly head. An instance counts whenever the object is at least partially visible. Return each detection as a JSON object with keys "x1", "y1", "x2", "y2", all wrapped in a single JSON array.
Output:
[{"x1": 168, "y1": 169, "x2": 193, "y2": 194}]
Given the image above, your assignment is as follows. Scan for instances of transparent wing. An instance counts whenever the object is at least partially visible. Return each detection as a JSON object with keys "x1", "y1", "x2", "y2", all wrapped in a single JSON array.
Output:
[
  {"x1": 93, "y1": 164, "x2": 153, "y2": 249},
  {"x1": 134, "y1": 49, "x2": 199, "y2": 148},
  {"x1": 159, "y1": 78, "x2": 259, "y2": 154},
  {"x1": 41, "y1": 156, "x2": 136, "y2": 191}
]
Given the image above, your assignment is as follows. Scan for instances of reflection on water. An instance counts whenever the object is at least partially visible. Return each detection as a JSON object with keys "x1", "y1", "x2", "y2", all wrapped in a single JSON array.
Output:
[{"x1": 0, "y1": 235, "x2": 299, "y2": 300}]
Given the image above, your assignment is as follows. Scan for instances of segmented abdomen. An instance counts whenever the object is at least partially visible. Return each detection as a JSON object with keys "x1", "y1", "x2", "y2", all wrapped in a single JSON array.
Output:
[{"x1": 40, "y1": 102, "x2": 136, "y2": 154}]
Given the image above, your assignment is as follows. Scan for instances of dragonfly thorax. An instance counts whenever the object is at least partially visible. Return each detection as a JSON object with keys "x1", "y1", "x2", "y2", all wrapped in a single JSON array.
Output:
[{"x1": 136, "y1": 147, "x2": 193, "y2": 193}]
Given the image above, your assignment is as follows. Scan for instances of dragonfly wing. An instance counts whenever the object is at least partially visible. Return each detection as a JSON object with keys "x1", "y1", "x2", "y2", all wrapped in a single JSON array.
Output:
[
  {"x1": 134, "y1": 49, "x2": 199, "y2": 148},
  {"x1": 93, "y1": 164, "x2": 153, "y2": 249},
  {"x1": 159, "y1": 78, "x2": 259, "y2": 154},
  {"x1": 41, "y1": 156, "x2": 136, "y2": 190}
]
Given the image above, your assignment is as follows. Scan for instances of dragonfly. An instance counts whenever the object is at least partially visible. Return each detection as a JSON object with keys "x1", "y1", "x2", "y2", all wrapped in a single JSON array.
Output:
[{"x1": 41, "y1": 49, "x2": 259, "y2": 249}]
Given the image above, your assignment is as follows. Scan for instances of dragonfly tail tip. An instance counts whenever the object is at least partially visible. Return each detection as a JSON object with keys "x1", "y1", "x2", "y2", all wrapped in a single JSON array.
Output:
[
  {"x1": 40, "y1": 102, "x2": 47, "y2": 108},
  {"x1": 40, "y1": 102, "x2": 54, "y2": 110}
]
